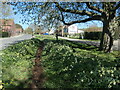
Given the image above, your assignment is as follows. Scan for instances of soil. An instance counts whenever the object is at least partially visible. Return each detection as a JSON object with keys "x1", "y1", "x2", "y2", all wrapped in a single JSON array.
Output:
[{"x1": 29, "y1": 43, "x2": 45, "y2": 89}]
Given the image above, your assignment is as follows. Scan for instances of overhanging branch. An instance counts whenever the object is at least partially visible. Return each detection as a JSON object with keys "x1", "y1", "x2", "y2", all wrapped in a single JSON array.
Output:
[
  {"x1": 113, "y1": 2, "x2": 120, "y2": 10},
  {"x1": 54, "y1": 2, "x2": 99, "y2": 16},
  {"x1": 59, "y1": 12, "x2": 102, "y2": 25},
  {"x1": 86, "y1": 2, "x2": 104, "y2": 13}
]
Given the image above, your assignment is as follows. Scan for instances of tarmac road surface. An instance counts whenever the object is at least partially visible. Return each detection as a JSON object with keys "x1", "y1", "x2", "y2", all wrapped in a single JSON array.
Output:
[{"x1": 0, "y1": 34, "x2": 32, "y2": 50}]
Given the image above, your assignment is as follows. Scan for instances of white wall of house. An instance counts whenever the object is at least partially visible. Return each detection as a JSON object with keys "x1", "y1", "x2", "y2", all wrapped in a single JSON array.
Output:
[
  {"x1": 49, "y1": 29, "x2": 54, "y2": 34},
  {"x1": 68, "y1": 24, "x2": 78, "y2": 34},
  {"x1": 78, "y1": 30, "x2": 84, "y2": 39},
  {"x1": 78, "y1": 30, "x2": 84, "y2": 33}
]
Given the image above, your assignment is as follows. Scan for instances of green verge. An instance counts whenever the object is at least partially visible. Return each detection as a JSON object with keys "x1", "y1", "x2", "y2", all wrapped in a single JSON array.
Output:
[
  {"x1": 36, "y1": 35, "x2": 120, "y2": 88},
  {"x1": 1, "y1": 38, "x2": 43, "y2": 88},
  {"x1": 1, "y1": 35, "x2": 120, "y2": 88}
]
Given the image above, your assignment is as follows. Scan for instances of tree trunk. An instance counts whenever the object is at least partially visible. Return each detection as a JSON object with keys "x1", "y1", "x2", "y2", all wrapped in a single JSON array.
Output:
[
  {"x1": 99, "y1": 20, "x2": 114, "y2": 52},
  {"x1": 99, "y1": 21, "x2": 108, "y2": 51},
  {"x1": 99, "y1": 29, "x2": 105, "y2": 51},
  {"x1": 55, "y1": 30, "x2": 59, "y2": 41},
  {"x1": 103, "y1": 33, "x2": 109, "y2": 51},
  {"x1": 56, "y1": 34, "x2": 58, "y2": 41},
  {"x1": 106, "y1": 31, "x2": 113, "y2": 52},
  {"x1": 99, "y1": 19, "x2": 114, "y2": 52}
]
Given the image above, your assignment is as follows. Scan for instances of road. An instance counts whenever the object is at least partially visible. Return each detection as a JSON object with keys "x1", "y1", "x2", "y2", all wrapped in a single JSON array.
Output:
[
  {"x1": 0, "y1": 35, "x2": 119, "y2": 51},
  {"x1": 0, "y1": 34, "x2": 32, "y2": 50},
  {"x1": 59, "y1": 36, "x2": 120, "y2": 51}
]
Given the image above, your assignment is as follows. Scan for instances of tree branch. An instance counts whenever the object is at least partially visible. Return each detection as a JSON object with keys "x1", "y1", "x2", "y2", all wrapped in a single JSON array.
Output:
[
  {"x1": 113, "y1": 2, "x2": 120, "y2": 10},
  {"x1": 59, "y1": 12, "x2": 102, "y2": 25},
  {"x1": 86, "y1": 2, "x2": 104, "y2": 13},
  {"x1": 54, "y1": 2, "x2": 99, "y2": 16}
]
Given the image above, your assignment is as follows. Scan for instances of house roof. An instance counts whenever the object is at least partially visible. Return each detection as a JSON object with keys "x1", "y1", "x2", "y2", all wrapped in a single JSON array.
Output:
[
  {"x1": 84, "y1": 27, "x2": 102, "y2": 32},
  {"x1": 0, "y1": 19, "x2": 14, "y2": 26}
]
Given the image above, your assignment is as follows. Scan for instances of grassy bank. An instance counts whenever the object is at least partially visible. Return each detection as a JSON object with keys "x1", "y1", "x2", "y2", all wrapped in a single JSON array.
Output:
[
  {"x1": 36, "y1": 35, "x2": 120, "y2": 88},
  {"x1": 1, "y1": 35, "x2": 120, "y2": 88},
  {"x1": 1, "y1": 38, "x2": 43, "y2": 88}
]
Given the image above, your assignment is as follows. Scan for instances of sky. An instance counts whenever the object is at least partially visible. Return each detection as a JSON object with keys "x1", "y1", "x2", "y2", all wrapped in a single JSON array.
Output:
[
  {"x1": 1, "y1": 3, "x2": 103, "y2": 30},
  {"x1": 77, "y1": 21, "x2": 103, "y2": 29},
  {"x1": 13, "y1": 13, "x2": 33, "y2": 30},
  {"x1": 13, "y1": 13, "x2": 103, "y2": 30}
]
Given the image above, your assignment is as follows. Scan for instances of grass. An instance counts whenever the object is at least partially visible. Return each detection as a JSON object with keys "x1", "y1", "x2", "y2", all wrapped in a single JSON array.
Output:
[
  {"x1": 35, "y1": 35, "x2": 120, "y2": 88},
  {"x1": 1, "y1": 38, "x2": 42, "y2": 88},
  {"x1": 79, "y1": 38, "x2": 100, "y2": 42},
  {"x1": 35, "y1": 34, "x2": 119, "y2": 56},
  {"x1": 35, "y1": 34, "x2": 99, "y2": 51},
  {"x1": 1, "y1": 34, "x2": 120, "y2": 88}
]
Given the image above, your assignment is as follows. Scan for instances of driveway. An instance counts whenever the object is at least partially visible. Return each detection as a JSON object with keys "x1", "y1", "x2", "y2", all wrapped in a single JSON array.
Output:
[
  {"x1": 0, "y1": 34, "x2": 32, "y2": 50},
  {"x1": 59, "y1": 36, "x2": 119, "y2": 51}
]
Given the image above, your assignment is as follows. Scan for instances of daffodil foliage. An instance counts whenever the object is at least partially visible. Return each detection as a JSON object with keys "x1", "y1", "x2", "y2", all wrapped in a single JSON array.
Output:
[{"x1": 42, "y1": 41, "x2": 120, "y2": 88}]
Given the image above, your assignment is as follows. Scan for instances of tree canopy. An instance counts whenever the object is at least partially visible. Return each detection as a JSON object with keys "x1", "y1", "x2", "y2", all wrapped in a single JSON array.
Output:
[
  {"x1": 7, "y1": 2, "x2": 120, "y2": 52},
  {"x1": 15, "y1": 24, "x2": 23, "y2": 29},
  {"x1": 24, "y1": 27, "x2": 33, "y2": 34},
  {"x1": 0, "y1": 2, "x2": 14, "y2": 19}
]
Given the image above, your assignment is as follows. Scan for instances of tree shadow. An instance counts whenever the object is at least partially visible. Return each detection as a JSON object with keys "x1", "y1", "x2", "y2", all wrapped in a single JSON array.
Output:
[{"x1": 43, "y1": 39, "x2": 98, "y2": 51}]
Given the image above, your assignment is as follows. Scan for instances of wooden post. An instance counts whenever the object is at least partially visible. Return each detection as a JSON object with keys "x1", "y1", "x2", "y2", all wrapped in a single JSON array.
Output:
[{"x1": 62, "y1": 27, "x2": 64, "y2": 37}]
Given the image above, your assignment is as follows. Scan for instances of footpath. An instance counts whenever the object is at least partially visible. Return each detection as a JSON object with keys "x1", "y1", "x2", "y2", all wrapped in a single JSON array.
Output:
[
  {"x1": 59, "y1": 36, "x2": 119, "y2": 51},
  {"x1": 59, "y1": 36, "x2": 100, "y2": 47}
]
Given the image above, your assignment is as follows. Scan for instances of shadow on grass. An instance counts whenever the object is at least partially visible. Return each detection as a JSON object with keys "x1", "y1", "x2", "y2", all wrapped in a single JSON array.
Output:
[
  {"x1": 3, "y1": 79, "x2": 32, "y2": 89},
  {"x1": 43, "y1": 39, "x2": 98, "y2": 51}
]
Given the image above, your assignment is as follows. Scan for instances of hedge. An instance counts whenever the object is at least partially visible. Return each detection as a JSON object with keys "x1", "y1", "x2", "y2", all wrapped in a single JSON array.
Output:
[
  {"x1": 0, "y1": 31, "x2": 9, "y2": 37},
  {"x1": 84, "y1": 32, "x2": 102, "y2": 40}
]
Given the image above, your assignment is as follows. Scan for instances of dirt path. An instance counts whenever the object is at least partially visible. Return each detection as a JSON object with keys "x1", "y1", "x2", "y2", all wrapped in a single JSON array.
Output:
[{"x1": 30, "y1": 42, "x2": 44, "y2": 89}]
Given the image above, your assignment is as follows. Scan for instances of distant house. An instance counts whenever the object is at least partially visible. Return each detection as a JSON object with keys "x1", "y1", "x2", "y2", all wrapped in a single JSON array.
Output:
[
  {"x1": 0, "y1": 19, "x2": 23, "y2": 36},
  {"x1": 78, "y1": 29, "x2": 84, "y2": 33},
  {"x1": 61, "y1": 25, "x2": 84, "y2": 37},
  {"x1": 0, "y1": 19, "x2": 16, "y2": 36},
  {"x1": 77, "y1": 29, "x2": 84, "y2": 39},
  {"x1": 49, "y1": 29, "x2": 55, "y2": 35},
  {"x1": 68, "y1": 24, "x2": 78, "y2": 34}
]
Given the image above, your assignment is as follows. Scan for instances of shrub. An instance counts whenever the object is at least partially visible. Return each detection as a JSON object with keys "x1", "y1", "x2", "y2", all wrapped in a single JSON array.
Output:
[
  {"x1": 0, "y1": 31, "x2": 9, "y2": 37},
  {"x1": 68, "y1": 33, "x2": 84, "y2": 39}
]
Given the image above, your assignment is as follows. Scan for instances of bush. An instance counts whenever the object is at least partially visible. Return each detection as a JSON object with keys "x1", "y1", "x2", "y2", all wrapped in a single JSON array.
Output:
[
  {"x1": 84, "y1": 32, "x2": 102, "y2": 40},
  {"x1": 68, "y1": 33, "x2": 84, "y2": 39},
  {"x1": 2, "y1": 32, "x2": 9, "y2": 37},
  {"x1": 42, "y1": 42, "x2": 120, "y2": 88},
  {"x1": 0, "y1": 31, "x2": 9, "y2": 37}
]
